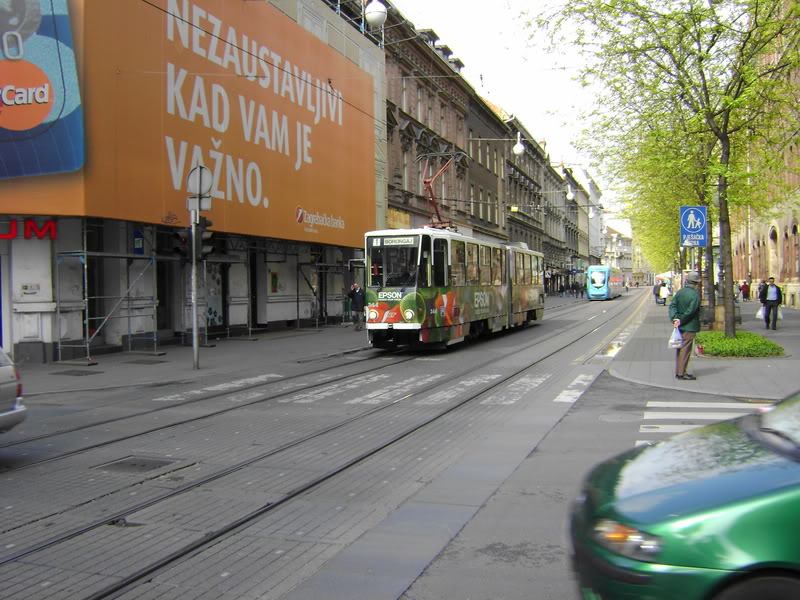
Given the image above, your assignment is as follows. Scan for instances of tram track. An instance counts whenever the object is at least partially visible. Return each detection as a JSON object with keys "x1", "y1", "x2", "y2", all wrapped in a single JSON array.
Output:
[
  {"x1": 0, "y1": 297, "x2": 604, "y2": 473},
  {"x1": 0, "y1": 295, "x2": 639, "y2": 600}
]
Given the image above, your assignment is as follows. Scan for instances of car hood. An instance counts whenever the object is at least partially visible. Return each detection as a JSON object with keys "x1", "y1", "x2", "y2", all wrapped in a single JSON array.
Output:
[{"x1": 586, "y1": 419, "x2": 800, "y2": 524}]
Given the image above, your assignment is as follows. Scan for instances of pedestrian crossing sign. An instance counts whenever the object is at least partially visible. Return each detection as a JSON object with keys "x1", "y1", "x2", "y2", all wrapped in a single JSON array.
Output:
[{"x1": 680, "y1": 206, "x2": 708, "y2": 247}]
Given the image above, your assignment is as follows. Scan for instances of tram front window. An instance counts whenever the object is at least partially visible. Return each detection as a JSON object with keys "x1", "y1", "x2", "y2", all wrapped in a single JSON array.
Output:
[
  {"x1": 590, "y1": 271, "x2": 607, "y2": 288},
  {"x1": 368, "y1": 237, "x2": 420, "y2": 288}
]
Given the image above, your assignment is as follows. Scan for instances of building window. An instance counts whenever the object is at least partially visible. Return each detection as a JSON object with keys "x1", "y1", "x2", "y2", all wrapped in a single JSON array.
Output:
[
  {"x1": 494, "y1": 149, "x2": 498, "y2": 175},
  {"x1": 477, "y1": 141, "x2": 482, "y2": 165},
  {"x1": 440, "y1": 103, "x2": 447, "y2": 137},
  {"x1": 417, "y1": 85, "x2": 423, "y2": 121},
  {"x1": 470, "y1": 184, "x2": 475, "y2": 216},
  {"x1": 401, "y1": 74, "x2": 408, "y2": 112},
  {"x1": 479, "y1": 187, "x2": 485, "y2": 220},
  {"x1": 468, "y1": 129, "x2": 473, "y2": 158},
  {"x1": 402, "y1": 149, "x2": 409, "y2": 191}
]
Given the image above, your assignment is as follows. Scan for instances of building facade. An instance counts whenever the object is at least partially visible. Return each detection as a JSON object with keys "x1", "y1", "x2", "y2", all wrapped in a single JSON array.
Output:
[{"x1": 0, "y1": 0, "x2": 386, "y2": 362}]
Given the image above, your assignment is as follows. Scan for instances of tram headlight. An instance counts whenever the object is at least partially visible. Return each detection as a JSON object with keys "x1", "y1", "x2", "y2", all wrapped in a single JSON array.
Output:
[
  {"x1": 403, "y1": 308, "x2": 415, "y2": 321},
  {"x1": 368, "y1": 309, "x2": 379, "y2": 320}
]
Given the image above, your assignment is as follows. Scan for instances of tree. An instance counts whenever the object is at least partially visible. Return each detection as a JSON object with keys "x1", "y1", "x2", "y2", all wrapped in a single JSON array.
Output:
[{"x1": 538, "y1": 0, "x2": 800, "y2": 336}]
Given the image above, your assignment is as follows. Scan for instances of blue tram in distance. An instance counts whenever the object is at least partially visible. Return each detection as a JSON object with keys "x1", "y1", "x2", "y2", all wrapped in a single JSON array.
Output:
[{"x1": 586, "y1": 265, "x2": 624, "y2": 300}]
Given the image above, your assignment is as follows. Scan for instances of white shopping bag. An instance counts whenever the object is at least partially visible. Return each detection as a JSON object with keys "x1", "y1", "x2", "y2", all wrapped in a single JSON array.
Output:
[
  {"x1": 778, "y1": 307, "x2": 784, "y2": 320},
  {"x1": 756, "y1": 306, "x2": 764, "y2": 319},
  {"x1": 668, "y1": 328, "x2": 683, "y2": 349}
]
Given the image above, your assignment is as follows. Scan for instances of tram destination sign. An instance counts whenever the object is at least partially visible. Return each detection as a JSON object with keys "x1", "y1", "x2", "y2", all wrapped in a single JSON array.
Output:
[
  {"x1": 378, "y1": 237, "x2": 417, "y2": 246},
  {"x1": 680, "y1": 206, "x2": 708, "y2": 247}
]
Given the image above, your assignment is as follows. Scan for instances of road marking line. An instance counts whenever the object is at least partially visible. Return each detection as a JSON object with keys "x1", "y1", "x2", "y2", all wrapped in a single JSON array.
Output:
[
  {"x1": 639, "y1": 424, "x2": 702, "y2": 433},
  {"x1": 643, "y1": 411, "x2": 746, "y2": 420},
  {"x1": 553, "y1": 374, "x2": 596, "y2": 403},
  {"x1": 646, "y1": 401, "x2": 771, "y2": 409},
  {"x1": 481, "y1": 374, "x2": 551, "y2": 405}
]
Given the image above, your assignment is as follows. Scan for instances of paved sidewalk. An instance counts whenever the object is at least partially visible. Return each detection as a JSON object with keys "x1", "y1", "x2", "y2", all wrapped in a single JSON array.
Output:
[{"x1": 610, "y1": 297, "x2": 800, "y2": 400}]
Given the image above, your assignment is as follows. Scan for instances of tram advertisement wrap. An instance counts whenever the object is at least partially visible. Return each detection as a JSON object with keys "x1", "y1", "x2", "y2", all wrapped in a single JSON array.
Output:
[
  {"x1": 366, "y1": 286, "x2": 513, "y2": 344},
  {"x1": 0, "y1": 0, "x2": 376, "y2": 247}
]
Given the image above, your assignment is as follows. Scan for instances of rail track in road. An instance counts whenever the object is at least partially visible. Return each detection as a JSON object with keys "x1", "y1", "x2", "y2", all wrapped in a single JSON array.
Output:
[
  {"x1": 0, "y1": 298, "x2": 598, "y2": 472},
  {"x1": 0, "y1": 295, "x2": 646, "y2": 600}
]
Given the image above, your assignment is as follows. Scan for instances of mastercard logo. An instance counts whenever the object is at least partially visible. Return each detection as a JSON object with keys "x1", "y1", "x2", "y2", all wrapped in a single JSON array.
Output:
[
  {"x1": 296, "y1": 207, "x2": 304, "y2": 223},
  {"x1": 0, "y1": 60, "x2": 54, "y2": 131}
]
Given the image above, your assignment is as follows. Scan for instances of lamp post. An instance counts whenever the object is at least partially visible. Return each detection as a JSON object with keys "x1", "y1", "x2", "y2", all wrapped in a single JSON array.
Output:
[{"x1": 186, "y1": 165, "x2": 213, "y2": 370}]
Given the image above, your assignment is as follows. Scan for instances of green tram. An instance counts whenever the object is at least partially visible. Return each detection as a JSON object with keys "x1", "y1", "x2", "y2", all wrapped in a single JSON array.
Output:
[{"x1": 364, "y1": 227, "x2": 545, "y2": 348}]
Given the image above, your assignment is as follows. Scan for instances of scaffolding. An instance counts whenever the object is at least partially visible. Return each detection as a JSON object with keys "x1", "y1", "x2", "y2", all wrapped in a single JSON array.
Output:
[{"x1": 54, "y1": 219, "x2": 163, "y2": 365}]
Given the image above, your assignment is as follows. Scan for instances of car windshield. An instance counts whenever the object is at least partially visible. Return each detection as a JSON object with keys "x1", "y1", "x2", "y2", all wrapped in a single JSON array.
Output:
[{"x1": 760, "y1": 391, "x2": 800, "y2": 442}]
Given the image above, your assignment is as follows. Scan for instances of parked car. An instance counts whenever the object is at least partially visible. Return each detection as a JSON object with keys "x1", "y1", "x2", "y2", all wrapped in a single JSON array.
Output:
[
  {"x1": 571, "y1": 389, "x2": 800, "y2": 600},
  {"x1": 0, "y1": 349, "x2": 25, "y2": 433}
]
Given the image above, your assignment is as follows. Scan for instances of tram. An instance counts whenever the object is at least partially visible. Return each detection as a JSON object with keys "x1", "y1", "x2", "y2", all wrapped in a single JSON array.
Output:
[
  {"x1": 586, "y1": 265, "x2": 625, "y2": 300},
  {"x1": 363, "y1": 227, "x2": 545, "y2": 348}
]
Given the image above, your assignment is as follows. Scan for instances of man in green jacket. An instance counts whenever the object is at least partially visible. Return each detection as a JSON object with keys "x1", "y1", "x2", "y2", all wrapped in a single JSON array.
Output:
[{"x1": 668, "y1": 272, "x2": 702, "y2": 380}]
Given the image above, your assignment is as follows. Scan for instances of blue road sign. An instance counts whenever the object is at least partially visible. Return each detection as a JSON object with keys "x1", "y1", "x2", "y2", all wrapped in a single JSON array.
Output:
[{"x1": 680, "y1": 206, "x2": 708, "y2": 247}]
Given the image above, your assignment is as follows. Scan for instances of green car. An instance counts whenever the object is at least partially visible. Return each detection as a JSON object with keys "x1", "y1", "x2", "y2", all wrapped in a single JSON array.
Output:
[{"x1": 571, "y1": 390, "x2": 800, "y2": 600}]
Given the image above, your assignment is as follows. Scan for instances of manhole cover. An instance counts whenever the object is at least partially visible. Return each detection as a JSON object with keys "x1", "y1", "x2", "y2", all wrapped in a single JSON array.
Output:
[
  {"x1": 126, "y1": 359, "x2": 168, "y2": 365},
  {"x1": 93, "y1": 456, "x2": 176, "y2": 473},
  {"x1": 51, "y1": 370, "x2": 102, "y2": 377}
]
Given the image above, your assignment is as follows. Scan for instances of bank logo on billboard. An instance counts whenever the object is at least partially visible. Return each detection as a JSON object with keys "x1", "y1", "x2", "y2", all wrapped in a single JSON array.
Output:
[
  {"x1": 0, "y1": 0, "x2": 85, "y2": 179},
  {"x1": 296, "y1": 206, "x2": 345, "y2": 233}
]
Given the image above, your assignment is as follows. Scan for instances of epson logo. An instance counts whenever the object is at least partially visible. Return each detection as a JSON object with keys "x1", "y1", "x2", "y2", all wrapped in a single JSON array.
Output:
[
  {"x1": 474, "y1": 291, "x2": 491, "y2": 309},
  {"x1": 379, "y1": 291, "x2": 403, "y2": 300}
]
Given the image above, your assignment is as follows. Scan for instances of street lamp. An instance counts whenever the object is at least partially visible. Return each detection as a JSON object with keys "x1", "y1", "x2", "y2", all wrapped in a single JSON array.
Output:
[{"x1": 364, "y1": 0, "x2": 388, "y2": 29}]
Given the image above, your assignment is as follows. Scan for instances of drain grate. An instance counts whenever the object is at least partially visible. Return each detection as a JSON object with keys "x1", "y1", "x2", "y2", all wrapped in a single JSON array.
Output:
[
  {"x1": 51, "y1": 370, "x2": 103, "y2": 377},
  {"x1": 126, "y1": 359, "x2": 169, "y2": 365},
  {"x1": 93, "y1": 456, "x2": 176, "y2": 474}
]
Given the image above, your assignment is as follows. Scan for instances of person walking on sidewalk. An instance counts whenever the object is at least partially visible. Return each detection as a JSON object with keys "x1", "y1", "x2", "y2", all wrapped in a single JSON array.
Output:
[
  {"x1": 658, "y1": 281, "x2": 670, "y2": 305},
  {"x1": 741, "y1": 280, "x2": 750, "y2": 302},
  {"x1": 669, "y1": 272, "x2": 702, "y2": 380},
  {"x1": 348, "y1": 283, "x2": 367, "y2": 331},
  {"x1": 759, "y1": 276, "x2": 783, "y2": 330},
  {"x1": 653, "y1": 282, "x2": 661, "y2": 304}
]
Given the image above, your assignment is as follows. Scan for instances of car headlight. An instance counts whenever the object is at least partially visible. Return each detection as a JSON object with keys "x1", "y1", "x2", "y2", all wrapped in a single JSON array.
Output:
[{"x1": 592, "y1": 519, "x2": 662, "y2": 562}]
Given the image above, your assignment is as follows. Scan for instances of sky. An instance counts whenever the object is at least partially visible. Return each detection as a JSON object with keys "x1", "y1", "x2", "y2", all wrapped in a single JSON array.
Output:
[{"x1": 385, "y1": 0, "x2": 630, "y2": 234}]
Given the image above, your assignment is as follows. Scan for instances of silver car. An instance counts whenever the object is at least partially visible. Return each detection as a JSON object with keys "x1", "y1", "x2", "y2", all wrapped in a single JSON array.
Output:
[{"x1": 0, "y1": 349, "x2": 25, "y2": 433}]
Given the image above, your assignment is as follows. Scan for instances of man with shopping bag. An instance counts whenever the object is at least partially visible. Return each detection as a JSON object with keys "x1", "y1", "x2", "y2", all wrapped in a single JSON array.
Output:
[
  {"x1": 669, "y1": 272, "x2": 702, "y2": 380},
  {"x1": 758, "y1": 276, "x2": 783, "y2": 330}
]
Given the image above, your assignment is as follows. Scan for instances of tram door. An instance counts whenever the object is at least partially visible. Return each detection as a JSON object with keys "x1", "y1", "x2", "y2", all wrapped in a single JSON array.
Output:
[{"x1": 432, "y1": 238, "x2": 448, "y2": 286}]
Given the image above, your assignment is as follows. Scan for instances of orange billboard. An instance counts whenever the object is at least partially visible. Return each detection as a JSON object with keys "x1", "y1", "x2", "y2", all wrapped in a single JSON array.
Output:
[{"x1": 0, "y1": 0, "x2": 376, "y2": 247}]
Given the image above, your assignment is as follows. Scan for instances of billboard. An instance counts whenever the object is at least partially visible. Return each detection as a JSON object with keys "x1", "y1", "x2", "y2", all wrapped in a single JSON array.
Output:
[
  {"x1": 0, "y1": 0, "x2": 85, "y2": 178},
  {"x1": 0, "y1": 0, "x2": 377, "y2": 247}
]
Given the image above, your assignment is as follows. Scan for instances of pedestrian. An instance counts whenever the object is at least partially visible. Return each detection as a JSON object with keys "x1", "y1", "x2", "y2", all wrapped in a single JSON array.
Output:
[
  {"x1": 658, "y1": 281, "x2": 670, "y2": 305},
  {"x1": 653, "y1": 281, "x2": 661, "y2": 304},
  {"x1": 758, "y1": 276, "x2": 783, "y2": 330},
  {"x1": 757, "y1": 279, "x2": 767, "y2": 300},
  {"x1": 559, "y1": 284, "x2": 565, "y2": 297},
  {"x1": 741, "y1": 280, "x2": 750, "y2": 302},
  {"x1": 347, "y1": 282, "x2": 366, "y2": 331},
  {"x1": 669, "y1": 271, "x2": 702, "y2": 380}
]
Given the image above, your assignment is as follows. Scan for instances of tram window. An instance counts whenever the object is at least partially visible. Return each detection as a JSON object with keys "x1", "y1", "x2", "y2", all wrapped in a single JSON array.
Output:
[
  {"x1": 419, "y1": 236, "x2": 431, "y2": 287},
  {"x1": 385, "y1": 246, "x2": 419, "y2": 287},
  {"x1": 451, "y1": 240, "x2": 466, "y2": 286},
  {"x1": 525, "y1": 254, "x2": 532, "y2": 285},
  {"x1": 369, "y1": 246, "x2": 384, "y2": 286},
  {"x1": 466, "y1": 243, "x2": 479, "y2": 285},
  {"x1": 492, "y1": 248, "x2": 503, "y2": 285},
  {"x1": 515, "y1": 252, "x2": 524, "y2": 285},
  {"x1": 479, "y1": 246, "x2": 491, "y2": 285},
  {"x1": 433, "y1": 238, "x2": 448, "y2": 286},
  {"x1": 533, "y1": 256, "x2": 541, "y2": 285}
]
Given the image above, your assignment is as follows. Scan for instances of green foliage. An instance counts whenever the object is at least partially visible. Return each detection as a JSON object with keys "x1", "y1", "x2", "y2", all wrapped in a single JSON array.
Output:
[{"x1": 695, "y1": 331, "x2": 784, "y2": 357}]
